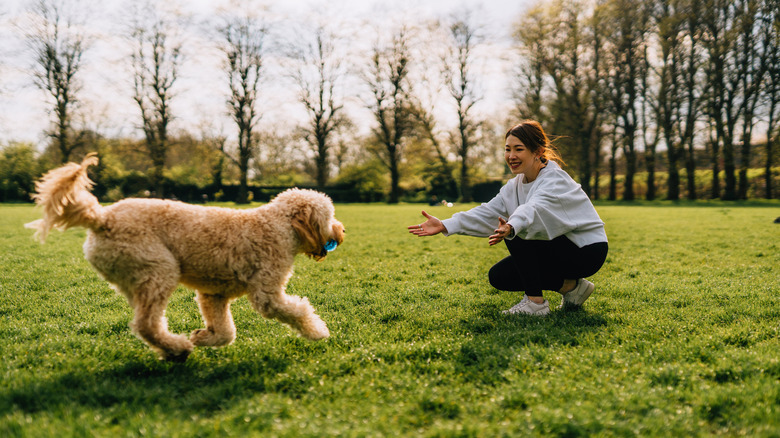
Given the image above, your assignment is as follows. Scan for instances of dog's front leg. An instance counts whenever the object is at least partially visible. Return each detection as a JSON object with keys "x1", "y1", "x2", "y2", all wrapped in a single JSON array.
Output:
[
  {"x1": 191, "y1": 292, "x2": 237, "y2": 347},
  {"x1": 248, "y1": 287, "x2": 330, "y2": 340}
]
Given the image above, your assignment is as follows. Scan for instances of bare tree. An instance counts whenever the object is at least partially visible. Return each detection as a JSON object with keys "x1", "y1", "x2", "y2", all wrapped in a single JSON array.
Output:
[
  {"x1": 130, "y1": 10, "x2": 181, "y2": 198},
  {"x1": 219, "y1": 13, "x2": 266, "y2": 204},
  {"x1": 605, "y1": 0, "x2": 650, "y2": 201},
  {"x1": 586, "y1": 1, "x2": 610, "y2": 200},
  {"x1": 288, "y1": 24, "x2": 346, "y2": 189},
  {"x1": 607, "y1": 118, "x2": 621, "y2": 200},
  {"x1": 701, "y1": 0, "x2": 744, "y2": 200},
  {"x1": 442, "y1": 12, "x2": 483, "y2": 202},
  {"x1": 640, "y1": 35, "x2": 660, "y2": 202},
  {"x1": 652, "y1": 0, "x2": 689, "y2": 200},
  {"x1": 405, "y1": 34, "x2": 459, "y2": 200},
  {"x1": 736, "y1": 0, "x2": 770, "y2": 199},
  {"x1": 512, "y1": 4, "x2": 550, "y2": 121},
  {"x1": 515, "y1": 0, "x2": 606, "y2": 198},
  {"x1": 762, "y1": 0, "x2": 780, "y2": 198},
  {"x1": 411, "y1": 98, "x2": 459, "y2": 200},
  {"x1": 680, "y1": 0, "x2": 704, "y2": 200},
  {"x1": 198, "y1": 123, "x2": 229, "y2": 195},
  {"x1": 330, "y1": 118, "x2": 360, "y2": 171},
  {"x1": 365, "y1": 26, "x2": 415, "y2": 204},
  {"x1": 26, "y1": 0, "x2": 89, "y2": 163},
  {"x1": 254, "y1": 128, "x2": 306, "y2": 185}
]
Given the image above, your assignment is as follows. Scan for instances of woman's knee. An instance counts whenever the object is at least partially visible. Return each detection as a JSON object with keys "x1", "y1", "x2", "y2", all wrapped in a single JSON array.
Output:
[
  {"x1": 488, "y1": 258, "x2": 520, "y2": 291},
  {"x1": 488, "y1": 264, "x2": 503, "y2": 289}
]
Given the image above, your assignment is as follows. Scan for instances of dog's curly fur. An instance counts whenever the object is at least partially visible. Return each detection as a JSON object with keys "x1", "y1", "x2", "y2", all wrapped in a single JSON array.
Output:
[{"x1": 26, "y1": 153, "x2": 345, "y2": 362}]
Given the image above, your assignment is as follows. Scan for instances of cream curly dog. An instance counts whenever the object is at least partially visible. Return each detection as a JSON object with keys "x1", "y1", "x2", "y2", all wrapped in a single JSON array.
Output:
[{"x1": 26, "y1": 154, "x2": 345, "y2": 362}]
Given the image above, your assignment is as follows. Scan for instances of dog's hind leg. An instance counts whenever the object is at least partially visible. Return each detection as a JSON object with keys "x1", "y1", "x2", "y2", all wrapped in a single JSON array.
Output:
[
  {"x1": 190, "y1": 292, "x2": 236, "y2": 347},
  {"x1": 129, "y1": 278, "x2": 194, "y2": 362},
  {"x1": 248, "y1": 286, "x2": 330, "y2": 341}
]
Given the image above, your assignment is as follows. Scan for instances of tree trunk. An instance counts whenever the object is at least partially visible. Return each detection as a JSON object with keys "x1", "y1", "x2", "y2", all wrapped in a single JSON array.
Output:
[
  {"x1": 622, "y1": 130, "x2": 636, "y2": 201},
  {"x1": 710, "y1": 138, "x2": 720, "y2": 199},
  {"x1": 580, "y1": 133, "x2": 592, "y2": 197},
  {"x1": 645, "y1": 149, "x2": 655, "y2": 201},
  {"x1": 767, "y1": 111, "x2": 775, "y2": 199},
  {"x1": 593, "y1": 137, "x2": 601, "y2": 200},
  {"x1": 738, "y1": 142, "x2": 749, "y2": 200},
  {"x1": 459, "y1": 159, "x2": 471, "y2": 203},
  {"x1": 237, "y1": 155, "x2": 250, "y2": 204},
  {"x1": 738, "y1": 124, "x2": 754, "y2": 199},
  {"x1": 237, "y1": 173, "x2": 249, "y2": 204},
  {"x1": 685, "y1": 137, "x2": 697, "y2": 200},
  {"x1": 609, "y1": 147, "x2": 618, "y2": 201},
  {"x1": 316, "y1": 135, "x2": 328, "y2": 189},
  {"x1": 389, "y1": 152, "x2": 400, "y2": 204},
  {"x1": 667, "y1": 140, "x2": 679, "y2": 200},
  {"x1": 236, "y1": 133, "x2": 252, "y2": 204},
  {"x1": 722, "y1": 136, "x2": 737, "y2": 200}
]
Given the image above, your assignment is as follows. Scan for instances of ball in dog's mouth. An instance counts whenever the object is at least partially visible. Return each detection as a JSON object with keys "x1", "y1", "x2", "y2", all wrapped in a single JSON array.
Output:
[{"x1": 324, "y1": 239, "x2": 338, "y2": 252}]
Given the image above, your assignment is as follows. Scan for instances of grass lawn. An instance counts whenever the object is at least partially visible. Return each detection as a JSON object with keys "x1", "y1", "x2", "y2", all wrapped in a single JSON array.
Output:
[{"x1": 1, "y1": 201, "x2": 779, "y2": 437}]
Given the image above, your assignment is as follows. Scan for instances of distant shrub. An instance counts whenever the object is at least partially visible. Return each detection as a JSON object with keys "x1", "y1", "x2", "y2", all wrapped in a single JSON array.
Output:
[
  {"x1": 330, "y1": 160, "x2": 388, "y2": 202},
  {"x1": 0, "y1": 142, "x2": 40, "y2": 202}
]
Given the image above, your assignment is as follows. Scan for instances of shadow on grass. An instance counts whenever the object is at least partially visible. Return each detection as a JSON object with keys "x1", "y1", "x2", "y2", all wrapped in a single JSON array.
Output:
[
  {"x1": 0, "y1": 352, "x2": 307, "y2": 417},
  {"x1": 1, "y1": 306, "x2": 610, "y2": 418},
  {"x1": 453, "y1": 306, "x2": 608, "y2": 385}
]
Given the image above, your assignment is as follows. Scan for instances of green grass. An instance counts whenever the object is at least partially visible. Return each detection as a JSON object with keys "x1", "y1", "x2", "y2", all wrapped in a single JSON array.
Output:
[{"x1": 1, "y1": 201, "x2": 779, "y2": 437}]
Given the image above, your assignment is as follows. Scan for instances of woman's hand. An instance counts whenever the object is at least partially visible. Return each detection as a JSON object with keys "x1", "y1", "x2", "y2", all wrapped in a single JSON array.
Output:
[
  {"x1": 489, "y1": 217, "x2": 513, "y2": 246},
  {"x1": 408, "y1": 210, "x2": 446, "y2": 236}
]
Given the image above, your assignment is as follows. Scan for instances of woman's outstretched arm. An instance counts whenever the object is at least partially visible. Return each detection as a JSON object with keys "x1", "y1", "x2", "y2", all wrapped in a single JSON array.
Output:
[{"x1": 407, "y1": 211, "x2": 447, "y2": 236}]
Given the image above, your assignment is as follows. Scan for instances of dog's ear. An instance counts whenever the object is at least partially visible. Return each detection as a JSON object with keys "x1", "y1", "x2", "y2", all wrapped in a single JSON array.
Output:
[{"x1": 291, "y1": 205, "x2": 328, "y2": 260}]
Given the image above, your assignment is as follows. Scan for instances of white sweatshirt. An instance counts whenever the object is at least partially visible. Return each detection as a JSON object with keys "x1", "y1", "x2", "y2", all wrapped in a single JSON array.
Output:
[{"x1": 441, "y1": 161, "x2": 607, "y2": 247}]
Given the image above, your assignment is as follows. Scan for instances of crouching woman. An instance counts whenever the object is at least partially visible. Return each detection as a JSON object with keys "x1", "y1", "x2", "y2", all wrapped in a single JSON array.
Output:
[{"x1": 408, "y1": 120, "x2": 608, "y2": 316}]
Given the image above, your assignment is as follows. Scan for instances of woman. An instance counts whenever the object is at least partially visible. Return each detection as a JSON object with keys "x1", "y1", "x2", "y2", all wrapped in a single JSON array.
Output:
[{"x1": 407, "y1": 120, "x2": 608, "y2": 316}]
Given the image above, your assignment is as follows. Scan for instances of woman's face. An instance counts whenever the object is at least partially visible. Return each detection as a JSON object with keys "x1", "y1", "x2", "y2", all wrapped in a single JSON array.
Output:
[{"x1": 505, "y1": 135, "x2": 540, "y2": 176}]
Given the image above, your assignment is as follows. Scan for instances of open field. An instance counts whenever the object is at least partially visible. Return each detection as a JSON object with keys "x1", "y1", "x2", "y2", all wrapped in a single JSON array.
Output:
[{"x1": 1, "y1": 201, "x2": 779, "y2": 437}]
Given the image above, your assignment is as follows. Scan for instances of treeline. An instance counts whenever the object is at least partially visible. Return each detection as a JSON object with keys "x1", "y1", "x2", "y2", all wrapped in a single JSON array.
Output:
[
  {"x1": 1, "y1": 135, "x2": 775, "y2": 203},
  {"x1": 515, "y1": 0, "x2": 779, "y2": 201},
  {"x1": 0, "y1": 137, "x2": 509, "y2": 203},
  {"x1": 1, "y1": 0, "x2": 778, "y2": 203}
]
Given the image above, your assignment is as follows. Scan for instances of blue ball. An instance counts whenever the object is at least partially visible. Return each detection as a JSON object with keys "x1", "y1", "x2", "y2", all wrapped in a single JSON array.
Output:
[{"x1": 324, "y1": 239, "x2": 338, "y2": 252}]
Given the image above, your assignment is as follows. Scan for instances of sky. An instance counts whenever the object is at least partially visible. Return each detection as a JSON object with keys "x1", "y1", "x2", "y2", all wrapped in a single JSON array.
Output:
[{"x1": 0, "y1": 0, "x2": 535, "y2": 146}]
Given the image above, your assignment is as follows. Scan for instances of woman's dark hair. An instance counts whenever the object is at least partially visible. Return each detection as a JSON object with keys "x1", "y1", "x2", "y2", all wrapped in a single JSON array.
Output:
[{"x1": 505, "y1": 120, "x2": 564, "y2": 165}]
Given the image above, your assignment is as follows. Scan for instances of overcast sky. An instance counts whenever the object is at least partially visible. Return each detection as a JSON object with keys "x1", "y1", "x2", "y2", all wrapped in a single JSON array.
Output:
[{"x1": 0, "y1": 0, "x2": 534, "y2": 145}]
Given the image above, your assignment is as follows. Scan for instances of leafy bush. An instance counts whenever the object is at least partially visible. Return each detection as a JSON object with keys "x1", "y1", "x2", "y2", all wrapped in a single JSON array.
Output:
[
  {"x1": 593, "y1": 167, "x2": 780, "y2": 200},
  {"x1": 330, "y1": 160, "x2": 388, "y2": 202},
  {"x1": 0, "y1": 142, "x2": 40, "y2": 202}
]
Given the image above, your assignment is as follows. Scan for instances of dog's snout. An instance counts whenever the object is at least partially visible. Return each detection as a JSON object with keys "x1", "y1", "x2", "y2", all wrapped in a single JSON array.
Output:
[{"x1": 331, "y1": 221, "x2": 345, "y2": 245}]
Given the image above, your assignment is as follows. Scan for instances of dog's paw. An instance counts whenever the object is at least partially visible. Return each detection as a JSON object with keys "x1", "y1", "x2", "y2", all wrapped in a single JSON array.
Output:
[
  {"x1": 190, "y1": 328, "x2": 235, "y2": 347},
  {"x1": 190, "y1": 328, "x2": 211, "y2": 346},
  {"x1": 302, "y1": 318, "x2": 330, "y2": 340},
  {"x1": 156, "y1": 336, "x2": 194, "y2": 362}
]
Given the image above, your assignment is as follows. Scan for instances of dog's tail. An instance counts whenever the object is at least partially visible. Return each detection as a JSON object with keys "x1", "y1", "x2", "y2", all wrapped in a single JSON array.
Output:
[{"x1": 25, "y1": 153, "x2": 104, "y2": 242}]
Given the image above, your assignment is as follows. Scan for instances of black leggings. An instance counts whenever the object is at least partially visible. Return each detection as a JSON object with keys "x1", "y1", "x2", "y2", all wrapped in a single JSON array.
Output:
[{"x1": 488, "y1": 235, "x2": 608, "y2": 297}]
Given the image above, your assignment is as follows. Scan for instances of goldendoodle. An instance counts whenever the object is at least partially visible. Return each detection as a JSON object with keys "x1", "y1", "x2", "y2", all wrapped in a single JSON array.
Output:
[{"x1": 26, "y1": 154, "x2": 345, "y2": 362}]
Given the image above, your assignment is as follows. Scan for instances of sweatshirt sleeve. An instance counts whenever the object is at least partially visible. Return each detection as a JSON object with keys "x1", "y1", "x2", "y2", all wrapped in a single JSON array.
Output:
[
  {"x1": 505, "y1": 171, "x2": 594, "y2": 241},
  {"x1": 441, "y1": 191, "x2": 507, "y2": 237}
]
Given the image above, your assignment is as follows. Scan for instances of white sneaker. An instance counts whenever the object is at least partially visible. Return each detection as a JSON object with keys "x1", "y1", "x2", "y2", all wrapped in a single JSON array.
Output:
[
  {"x1": 503, "y1": 295, "x2": 550, "y2": 316},
  {"x1": 558, "y1": 279, "x2": 595, "y2": 309}
]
